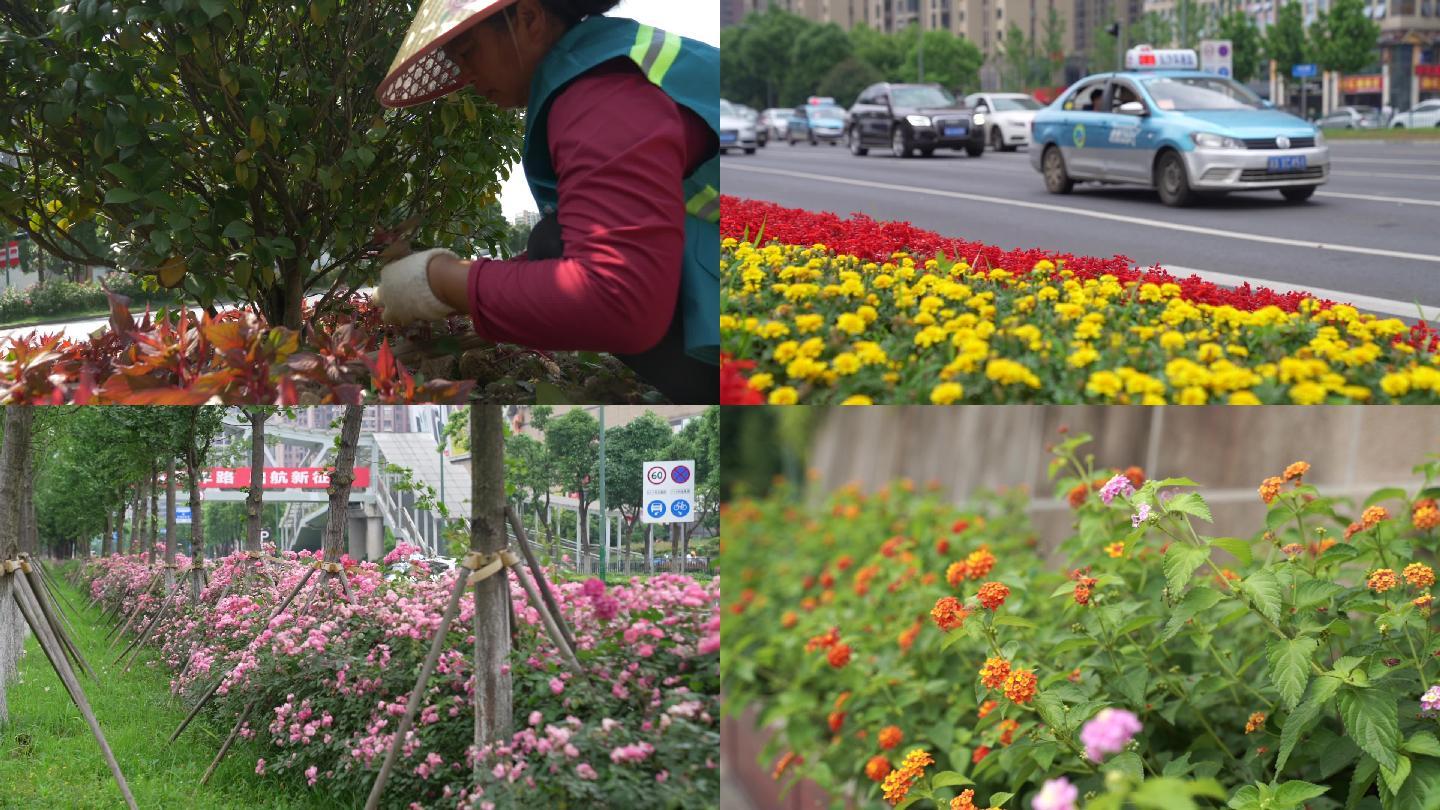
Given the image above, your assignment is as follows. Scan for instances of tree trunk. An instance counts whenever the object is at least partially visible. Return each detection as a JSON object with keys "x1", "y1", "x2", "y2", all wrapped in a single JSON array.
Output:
[
  {"x1": 20, "y1": 438, "x2": 37, "y2": 556},
  {"x1": 1, "y1": 406, "x2": 34, "y2": 557},
  {"x1": 321, "y1": 405, "x2": 365, "y2": 563},
  {"x1": 185, "y1": 411, "x2": 208, "y2": 605},
  {"x1": 103, "y1": 511, "x2": 113, "y2": 557},
  {"x1": 128, "y1": 487, "x2": 141, "y2": 556},
  {"x1": 245, "y1": 408, "x2": 267, "y2": 553},
  {"x1": 471, "y1": 405, "x2": 512, "y2": 746},
  {"x1": 165, "y1": 456, "x2": 177, "y2": 591},
  {"x1": 145, "y1": 463, "x2": 157, "y2": 566}
]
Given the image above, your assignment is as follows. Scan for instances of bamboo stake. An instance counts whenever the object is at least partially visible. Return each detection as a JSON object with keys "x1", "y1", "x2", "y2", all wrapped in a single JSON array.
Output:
[
  {"x1": 363, "y1": 565, "x2": 472, "y2": 810},
  {"x1": 22, "y1": 559, "x2": 94, "y2": 680},
  {"x1": 114, "y1": 585, "x2": 178, "y2": 667},
  {"x1": 508, "y1": 553, "x2": 583, "y2": 675},
  {"x1": 200, "y1": 698, "x2": 257, "y2": 785},
  {"x1": 121, "y1": 585, "x2": 179, "y2": 673},
  {"x1": 507, "y1": 505, "x2": 578, "y2": 653},
  {"x1": 107, "y1": 571, "x2": 160, "y2": 646},
  {"x1": 9, "y1": 571, "x2": 138, "y2": 809},
  {"x1": 169, "y1": 562, "x2": 319, "y2": 742}
]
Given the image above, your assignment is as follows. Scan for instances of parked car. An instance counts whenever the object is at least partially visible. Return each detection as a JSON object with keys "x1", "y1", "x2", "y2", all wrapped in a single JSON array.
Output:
[
  {"x1": 846, "y1": 82, "x2": 986, "y2": 158},
  {"x1": 965, "y1": 91, "x2": 1044, "y2": 151},
  {"x1": 1030, "y1": 47, "x2": 1328, "y2": 206},
  {"x1": 1314, "y1": 106, "x2": 1382, "y2": 129},
  {"x1": 787, "y1": 102, "x2": 847, "y2": 145},
  {"x1": 734, "y1": 103, "x2": 765, "y2": 146},
  {"x1": 1390, "y1": 99, "x2": 1440, "y2": 128},
  {"x1": 719, "y1": 98, "x2": 758, "y2": 155},
  {"x1": 759, "y1": 107, "x2": 794, "y2": 141}
]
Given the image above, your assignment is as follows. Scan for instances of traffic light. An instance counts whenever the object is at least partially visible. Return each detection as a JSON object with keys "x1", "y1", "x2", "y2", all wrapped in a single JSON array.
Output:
[{"x1": 1106, "y1": 22, "x2": 1121, "y2": 37}]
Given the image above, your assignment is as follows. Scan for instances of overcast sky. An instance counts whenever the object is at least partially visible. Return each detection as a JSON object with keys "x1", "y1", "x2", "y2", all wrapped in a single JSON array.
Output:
[{"x1": 498, "y1": 1, "x2": 719, "y2": 218}]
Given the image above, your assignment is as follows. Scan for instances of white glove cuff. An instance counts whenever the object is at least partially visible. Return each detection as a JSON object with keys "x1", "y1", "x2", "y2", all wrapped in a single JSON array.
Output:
[{"x1": 385, "y1": 248, "x2": 459, "y2": 322}]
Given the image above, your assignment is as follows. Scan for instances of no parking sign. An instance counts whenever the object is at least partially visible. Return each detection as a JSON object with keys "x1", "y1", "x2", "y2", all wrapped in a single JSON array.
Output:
[{"x1": 642, "y1": 460, "x2": 696, "y2": 524}]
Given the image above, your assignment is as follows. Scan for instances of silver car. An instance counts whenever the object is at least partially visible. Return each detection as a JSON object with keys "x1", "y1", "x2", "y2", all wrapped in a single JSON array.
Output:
[{"x1": 719, "y1": 99, "x2": 758, "y2": 155}]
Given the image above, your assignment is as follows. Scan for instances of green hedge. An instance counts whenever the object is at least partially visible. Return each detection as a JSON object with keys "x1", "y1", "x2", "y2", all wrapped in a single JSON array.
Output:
[{"x1": 0, "y1": 273, "x2": 178, "y2": 325}]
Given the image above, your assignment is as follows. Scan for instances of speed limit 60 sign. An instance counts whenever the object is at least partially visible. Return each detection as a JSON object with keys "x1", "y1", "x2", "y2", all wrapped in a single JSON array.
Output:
[{"x1": 642, "y1": 460, "x2": 696, "y2": 524}]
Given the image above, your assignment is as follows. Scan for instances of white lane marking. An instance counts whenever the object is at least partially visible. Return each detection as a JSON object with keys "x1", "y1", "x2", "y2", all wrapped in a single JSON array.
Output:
[
  {"x1": 724, "y1": 164, "x2": 1440, "y2": 264},
  {"x1": 1331, "y1": 170, "x2": 1440, "y2": 181},
  {"x1": 1316, "y1": 190, "x2": 1440, "y2": 207},
  {"x1": 1330, "y1": 156, "x2": 1440, "y2": 166},
  {"x1": 1162, "y1": 265, "x2": 1440, "y2": 321}
]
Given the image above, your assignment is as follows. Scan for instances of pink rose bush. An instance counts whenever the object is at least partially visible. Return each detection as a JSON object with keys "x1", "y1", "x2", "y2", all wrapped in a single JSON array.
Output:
[{"x1": 85, "y1": 547, "x2": 720, "y2": 807}]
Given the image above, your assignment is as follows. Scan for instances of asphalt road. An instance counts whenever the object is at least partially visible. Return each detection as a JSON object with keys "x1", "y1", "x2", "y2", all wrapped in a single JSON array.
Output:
[{"x1": 722, "y1": 138, "x2": 1440, "y2": 319}]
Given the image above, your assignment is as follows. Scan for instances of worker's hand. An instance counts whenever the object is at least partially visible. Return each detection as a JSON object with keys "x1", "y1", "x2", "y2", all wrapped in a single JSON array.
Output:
[{"x1": 374, "y1": 248, "x2": 460, "y2": 325}]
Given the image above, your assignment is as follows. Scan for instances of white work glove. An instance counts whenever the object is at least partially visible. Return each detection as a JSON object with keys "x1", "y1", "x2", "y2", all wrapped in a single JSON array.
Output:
[{"x1": 375, "y1": 248, "x2": 459, "y2": 325}]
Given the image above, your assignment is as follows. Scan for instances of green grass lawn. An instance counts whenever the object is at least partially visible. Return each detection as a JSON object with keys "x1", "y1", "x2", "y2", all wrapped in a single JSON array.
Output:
[
  {"x1": 0, "y1": 580, "x2": 357, "y2": 809},
  {"x1": 1321, "y1": 127, "x2": 1440, "y2": 141}
]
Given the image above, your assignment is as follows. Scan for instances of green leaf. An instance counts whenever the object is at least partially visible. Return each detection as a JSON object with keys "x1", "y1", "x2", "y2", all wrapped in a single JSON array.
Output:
[
  {"x1": 1163, "y1": 587, "x2": 1223, "y2": 642},
  {"x1": 992, "y1": 615, "x2": 1038, "y2": 629},
  {"x1": 1381, "y1": 754, "x2": 1413, "y2": 795},
  {"x1": 1405, "y1": 732, "x2": 1440, "y2": 758},
  {"x1": 1273, "y1": 780, "x2": 1329, "y2": 807},
  {"x1": 1166, "y1": 492, "x2": 1213, "y2": 523},
  {"x1": 534, "y1": 381, "x2": 571, "y2": 405},
  {"x1": 929, "y1": 771, "x2": 973, "y2": 788},
  {"x1": 1267, "y1": 636, "x2": 1319, "y2": 710},
  {"x1": 1164, "y1": 544, "x2": 1210, "y2": 593},
  {"x1": 103, "y1": 188, "x2": 142, "y2": 204},
  {"x1": 1227, "y1": 784, "x2": 1261, "y2": 810},
  {"x1": 221, "y1": 219, "x2": 253, "y2": 240},
  {"x1": 1347, "y1": 755, "x2": 1377, "y2": 810},
  {"x1": 1210, "y1": 537, "x2": 1253, "y2": 567},
  {"x1": 1151, "y1": 477, "x2": 1201, "y2": 488},
  {"x1": 987, "y1": 792, "x2": 1013, "y2": 808},
  {"x1": 1242, "y1": 568, "x2": 1282, "y2": 625},
  {"x1": 1277, "y1": 674, "x2": 1341, "y2": 772},
  {"x1": 1365, "y1": 487, "x2": 1409, "y2": 508},
  {"x1": 1339, "y1": 685, "x2": 1400, "y2": 772},
  {"x1": 1294, "y1": 580, "x2": 1343, "y2": 608},
  {"x1": 1106, "y1": 751, "x2": 1143, "y2": 783}
]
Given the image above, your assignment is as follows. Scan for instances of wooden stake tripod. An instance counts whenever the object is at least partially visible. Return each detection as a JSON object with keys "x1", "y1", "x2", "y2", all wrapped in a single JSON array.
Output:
[
  {"x1": 363, "y1": 545, "x2": 584, "y2": 810},
  {"x1": 169, "y1": 557, "x2": 355, "y2": 747},
  {"x1": 172, "y1": 552, "x2": 287, "y2": 694},
  {"x1": 3, "y1": 558, "x2": 137, "y2": 809}
]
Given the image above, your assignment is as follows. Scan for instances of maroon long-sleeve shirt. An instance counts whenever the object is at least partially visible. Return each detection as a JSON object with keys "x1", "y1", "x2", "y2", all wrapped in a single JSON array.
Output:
[{"x1": 465, "y1": 60, "x2": 714, "y2": 354}]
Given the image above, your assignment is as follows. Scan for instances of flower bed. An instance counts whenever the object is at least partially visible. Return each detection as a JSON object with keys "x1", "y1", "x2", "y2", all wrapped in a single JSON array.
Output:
[
  {"x1": 720, "y1": 197, "x2": 1440, "y2": 405},
  {"x1": 0, "y1": 293, "x2": 655, "y2": 404},
  {"x1": 86, "y1": 544, "x2": 720, "y2": 808},
  {"x1": 721, "y1": 436, "x2": 1440, "y2": 809}
]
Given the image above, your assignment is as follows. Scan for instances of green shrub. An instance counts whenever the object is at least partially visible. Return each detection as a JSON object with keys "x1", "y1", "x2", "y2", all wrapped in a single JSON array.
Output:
[{"x1": 0, "y1": 273, "x2": 176, "y2": 324}]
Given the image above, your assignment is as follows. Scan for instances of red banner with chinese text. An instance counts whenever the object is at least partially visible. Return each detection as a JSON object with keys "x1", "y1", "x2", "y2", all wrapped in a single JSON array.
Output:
[{"x1": 199, "y1": 467, "x2": 371, "y2": 489}]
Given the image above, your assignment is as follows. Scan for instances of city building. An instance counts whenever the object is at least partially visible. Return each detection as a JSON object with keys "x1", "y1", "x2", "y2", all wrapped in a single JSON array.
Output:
[
  {"x1": 722, "y1": 0, "x2": 748, "y2": 27},
  {"x1": 510, "y1": 210, "x2": 542, "y2": 229}
]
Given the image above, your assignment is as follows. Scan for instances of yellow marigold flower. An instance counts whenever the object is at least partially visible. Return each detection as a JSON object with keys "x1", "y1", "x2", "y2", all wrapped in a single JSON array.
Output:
[
  {"x1": 768, "y1": 387, "x2": 799, "y2": 405},
  {"x1": 1068, "y1": 347, "x2": 1099, "y2": 368},
  {"x1": 1367, "y1": 568, "x2": 1398, "y2": 593},
  {"x1": 1178, "y1": 386, "x2": 1208, "y2": 405},
  {"x1": 773, "y1": 340, "x2": 800, "y2": 363},
  {"x1": 1404, "y1": 562, "x2": 1435, "y2": 589},
  {"x1": 793, "y1": 314, "x2": 824, "y2": 333},
  {"x1": 915, "y1": 326, "x2": 948, "y2": 348},
  {"x1": 1159, "y1": 331, "x2": 1186, "y2": 351},
  {"x1": 719, "y1": 314, "x2": 738, "y2": 331},
  {"x1": 759, "y1": 321, "x2": 790, "y2": 339},
  {"x1": 1106, "y1": 542, "x2": 1125, "y2": 558},
  {"x1": 985, "y1": 359, "x2": 1041, "y2": 388},
  {"x1": 840, "y1": 395, "x2": 873, "y2": 405},
  {"x1": 1229, "y1": 391, "x2": 1261, "y2": 405},
  {"x1": 748, "y1": 373, "x2": 774, "y2": 392},
  {"x1": 1362, "y1": 505, "x2": 1388, "y2": 529},
  {"x1": 930, "y1": 382, "x2": 964, "y2": 405},
  {"x1": 1086, "y1": 371, "x2": 1123, "y2": 399},
  {"x1": 1289, "y1": 382, "x2": 1327, "y2": 405},
  {"x1": 1245, "y1": 712, "x2": 1266, "y2": 734},
  {"x1": 1381, "y1": 373, "x2": 1411, "y2": 398},
  {"x1": 799, "y1": 338, "x2": 826, "y2": 359},
  {"x1": 833, "y1": 353, "x2": 862, "y2": 376}
]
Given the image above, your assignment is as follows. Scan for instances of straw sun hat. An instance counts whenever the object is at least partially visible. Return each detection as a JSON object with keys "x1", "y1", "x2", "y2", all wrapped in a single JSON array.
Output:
[{"x1": 376, "y1": 0, "x2": 517, "y2": 109}]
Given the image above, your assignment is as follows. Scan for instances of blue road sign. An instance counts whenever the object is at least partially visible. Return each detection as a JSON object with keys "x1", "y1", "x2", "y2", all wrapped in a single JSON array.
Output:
[
  {"x1": 671, "y1": 464, "x2": 691, "y2": 484},
  {"x1": 1292, "y1": 63, "x2": 1317, "y2": 78},
  {"x1": 647, "y1": 500, "x2": 667, "y2": 519},
  {"x1": 670, "y1": 499, "x2": 691, "y2": 519}
]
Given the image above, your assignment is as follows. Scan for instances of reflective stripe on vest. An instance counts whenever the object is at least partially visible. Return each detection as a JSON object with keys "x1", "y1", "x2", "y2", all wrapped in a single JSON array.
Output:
[
  {"x1": 629, "y1": 25, "x2": 682, "y2": 86},
  {"x1": 685, "y1": 184, "x2": 720, "y2": 224}
]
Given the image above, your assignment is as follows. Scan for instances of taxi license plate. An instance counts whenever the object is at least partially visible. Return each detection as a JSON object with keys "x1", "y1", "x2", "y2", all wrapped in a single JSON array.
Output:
[
  {"x1": 1267, "y1": 155, "x2": 1306, "y2": 172},
  {"x1": 944, "y1": 126, "x2": 967, "y2": 137}
]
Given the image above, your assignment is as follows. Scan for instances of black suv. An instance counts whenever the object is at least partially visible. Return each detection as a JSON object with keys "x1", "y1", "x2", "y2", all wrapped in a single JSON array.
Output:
[{"x1": 846, "y1": 83, "x2": 986, "y2": 158}]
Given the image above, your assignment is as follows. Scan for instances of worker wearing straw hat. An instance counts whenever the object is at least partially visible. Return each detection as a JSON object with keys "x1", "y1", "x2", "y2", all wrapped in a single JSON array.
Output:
[{"x1": 373, "y1": 0, "x2": 719, "y2": 403}]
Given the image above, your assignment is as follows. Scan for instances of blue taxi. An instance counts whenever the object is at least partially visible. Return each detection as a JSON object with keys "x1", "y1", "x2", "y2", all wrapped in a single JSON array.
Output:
[{"x1": 1030, "y1": 47, "x2": 1328, "y2": 206}]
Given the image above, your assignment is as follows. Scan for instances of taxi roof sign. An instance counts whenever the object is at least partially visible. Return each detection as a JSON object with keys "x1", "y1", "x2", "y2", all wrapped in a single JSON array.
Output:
[
  {"x1": 1125, "y1": 46, "x2": 1199, "y2": 71},
  {"x1": 808, "y1": 96, "x2": 837, "y2": 106}
]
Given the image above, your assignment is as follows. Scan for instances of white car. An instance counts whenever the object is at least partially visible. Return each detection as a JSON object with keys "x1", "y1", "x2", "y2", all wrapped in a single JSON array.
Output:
[
  {"x1": 1391, "y1": 99, "x2": 1440, "y2": 128},
  {"x1": 759, "y1": 108, "x2": 793, "y2": 140},
  {"x1": 719, "y1": 99, "x2": 758, "y2": 155},
  {"x1": 965, "y1": 92, "x2": 1044, "y2": 151}
]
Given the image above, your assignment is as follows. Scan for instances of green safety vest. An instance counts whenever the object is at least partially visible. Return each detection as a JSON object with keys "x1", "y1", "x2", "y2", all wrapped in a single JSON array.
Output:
[{"x1": 523, "y1": 15, "x2": 719, "y2": 366}]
